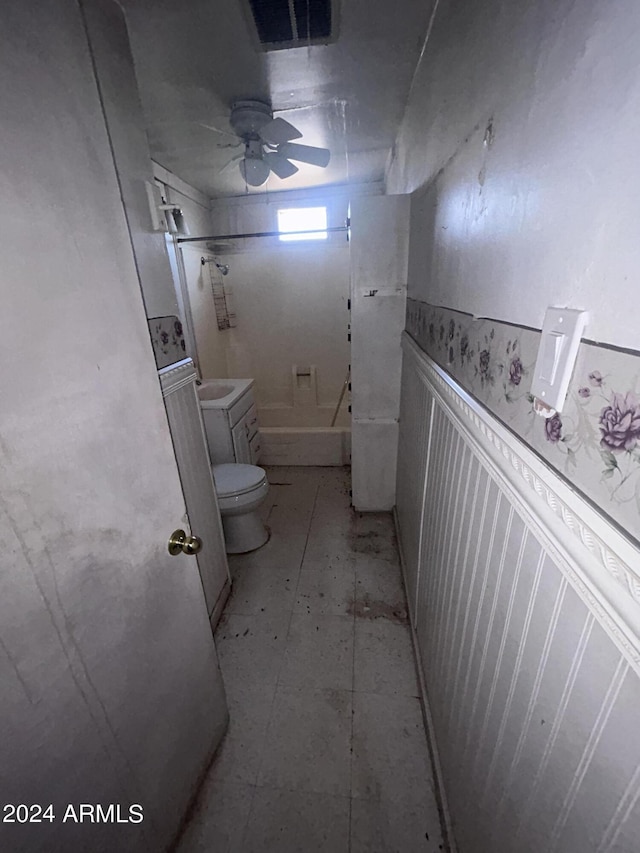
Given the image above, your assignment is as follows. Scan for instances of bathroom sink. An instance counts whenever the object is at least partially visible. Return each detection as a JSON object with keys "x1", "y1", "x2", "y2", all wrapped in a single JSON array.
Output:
[
  {"x1": 198, "y1": 383, "x2": 235, "y2": 401},
  {"x1": 197, "y1": 378, "x2": 254, "y2": 409}
]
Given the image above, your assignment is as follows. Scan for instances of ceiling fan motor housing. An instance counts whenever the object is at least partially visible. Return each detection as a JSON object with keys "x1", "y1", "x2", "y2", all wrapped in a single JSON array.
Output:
[
  {"x1": 244, "y1": 139, "x2": 265, "y2": 160},
  {"x1": 229, "y1": 99, "x2": 273, "y2": 139}
]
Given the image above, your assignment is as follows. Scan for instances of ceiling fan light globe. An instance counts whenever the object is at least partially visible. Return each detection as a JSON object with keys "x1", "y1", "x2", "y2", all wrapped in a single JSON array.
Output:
[{"x1": 240, "y1": 156, "x2": 270, "y2": 187}]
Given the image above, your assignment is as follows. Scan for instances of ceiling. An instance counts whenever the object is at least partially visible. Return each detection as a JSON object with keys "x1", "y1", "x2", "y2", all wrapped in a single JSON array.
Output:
[{"x1": 120, "y1": 0, "x2": 434, "y2": 199}]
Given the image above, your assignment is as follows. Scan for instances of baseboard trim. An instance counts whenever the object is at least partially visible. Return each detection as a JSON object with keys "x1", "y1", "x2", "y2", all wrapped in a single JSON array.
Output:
[{"x1": 394, "y1": 506, "x2": 457, "y2": 853}]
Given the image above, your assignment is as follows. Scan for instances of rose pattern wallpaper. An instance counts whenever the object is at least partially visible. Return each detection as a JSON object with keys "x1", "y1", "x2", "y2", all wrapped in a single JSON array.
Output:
[
  {"x1": 406, "y1": 298, "x2": 640, "y2": 545},
  {"x1": 148, "y1": 315, "x2": 186, "y2": 369}
]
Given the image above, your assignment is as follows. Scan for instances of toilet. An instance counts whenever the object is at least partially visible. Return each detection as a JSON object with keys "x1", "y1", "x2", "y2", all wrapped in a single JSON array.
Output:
[{"x1": 212, "y1": 463, "x2": 269, "y2": 553}]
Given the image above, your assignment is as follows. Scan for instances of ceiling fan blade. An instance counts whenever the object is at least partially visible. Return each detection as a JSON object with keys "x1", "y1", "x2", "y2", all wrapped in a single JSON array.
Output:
[
  {"x1": 259, "y1": 117, "x2": 303, "y2": 145},
  {"x1": 277, "y1": 142, "x2": 331, "y2": 168},
  {"x1": 216, "y1": 140, "x2": 244, "y2": 150},
  {"x1": 197, "y1": 121, "x2": 237, "y2": 139},
  {"x1": 264, "y1": 152, "x2": 299, "y2": 179},
  {"x1": 218, "y1": 152, "x2": 244, "y2": 174}
]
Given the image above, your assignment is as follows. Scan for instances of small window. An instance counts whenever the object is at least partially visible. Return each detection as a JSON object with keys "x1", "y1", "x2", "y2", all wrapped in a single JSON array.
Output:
[{"x1": 277, "y1": 206, "x2": 327, "y2": 242}]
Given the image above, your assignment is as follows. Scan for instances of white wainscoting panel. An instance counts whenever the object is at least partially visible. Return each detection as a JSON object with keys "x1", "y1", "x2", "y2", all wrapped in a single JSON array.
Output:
[
  {"x1": 396, "y1": 358, "x2": 434, "y2": 622},
  {"x1": 160, "y1": 358, "x2": 230, "y2": 628},
  {"x1": 396, "y1": 333, "x2": 640, "y2": 853}
]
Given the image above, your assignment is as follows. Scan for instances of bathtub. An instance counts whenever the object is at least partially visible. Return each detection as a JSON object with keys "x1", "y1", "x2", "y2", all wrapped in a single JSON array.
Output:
[{"x1": 258, "y1": 405, "x2": 351, "y2": 466}]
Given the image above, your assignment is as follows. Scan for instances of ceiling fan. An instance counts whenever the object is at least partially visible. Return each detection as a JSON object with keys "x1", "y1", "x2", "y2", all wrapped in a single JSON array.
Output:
[{"x1": 220, "y1": 99, "x2": 331, "y2": 187}]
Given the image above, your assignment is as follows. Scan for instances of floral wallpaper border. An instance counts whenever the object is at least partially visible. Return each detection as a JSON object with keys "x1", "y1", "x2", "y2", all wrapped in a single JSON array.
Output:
[
  {"x1": 148, "y1": 315, "x2": 186, "y2": 370},
  {"x1": 406, "y1": 298, "x2": 640, "y2": 546}
]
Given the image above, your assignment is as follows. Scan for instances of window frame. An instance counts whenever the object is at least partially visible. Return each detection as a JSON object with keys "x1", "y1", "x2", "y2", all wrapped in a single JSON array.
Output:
[{"x1": 277, "y1": 205, "x2": 328, "y2": 243}]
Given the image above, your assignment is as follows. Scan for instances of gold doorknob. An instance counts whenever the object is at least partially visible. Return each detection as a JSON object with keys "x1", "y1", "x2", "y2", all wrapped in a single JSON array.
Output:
[{"x1": 168, "y1": 529, "x2": 203, "y2": 556}]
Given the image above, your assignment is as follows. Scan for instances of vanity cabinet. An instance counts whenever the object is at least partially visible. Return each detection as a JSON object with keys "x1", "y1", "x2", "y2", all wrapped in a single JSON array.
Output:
[
  {"x1": 199, "y1": 379, "x2": 262, "y2": 465},
  {"x1": 230, "y1": 406, "x2": 260, "y2": 464}
]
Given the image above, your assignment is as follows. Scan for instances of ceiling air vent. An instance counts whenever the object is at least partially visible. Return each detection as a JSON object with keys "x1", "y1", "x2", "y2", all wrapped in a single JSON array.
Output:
[{"x1": 247, "y1": 0, "x2": 336, "y2": 50}]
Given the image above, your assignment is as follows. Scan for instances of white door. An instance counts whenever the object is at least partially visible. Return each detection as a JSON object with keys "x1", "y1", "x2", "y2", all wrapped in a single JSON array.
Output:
[
  {"x1": 0, "y1": 4, "x2": 226, "y2": 852},
  {"x1": 161, "y1": 360, "x2": 231, "y2": 626}
]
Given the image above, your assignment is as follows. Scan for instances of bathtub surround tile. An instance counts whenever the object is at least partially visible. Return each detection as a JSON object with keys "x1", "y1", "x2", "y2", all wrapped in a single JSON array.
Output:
[
  {"x1": 279, "y1": 614, "x2": 354, "y2": 691},
  {"x1": 354, "y1": 618, "x2": 419, "y2": 697},
  {"x1": 258, "y1": 686, "x2": 353, "y2": 797},
  {"x1": 241, "y1": 786, "x2": 350, "y2": 853},
  {"x1": 178, "y1": 468, "x2": 444, "y2": 852}
]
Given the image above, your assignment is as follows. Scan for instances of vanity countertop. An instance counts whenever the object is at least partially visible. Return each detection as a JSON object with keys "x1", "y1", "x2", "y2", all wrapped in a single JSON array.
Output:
[{"x1": 197, "y1": 378, "x2": 254, "y2": 410}]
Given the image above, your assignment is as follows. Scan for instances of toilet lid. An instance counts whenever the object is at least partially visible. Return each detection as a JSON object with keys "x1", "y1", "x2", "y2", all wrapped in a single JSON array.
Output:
[{"x1": 212, "y1": 463, "x2": 267, "y2": 498}]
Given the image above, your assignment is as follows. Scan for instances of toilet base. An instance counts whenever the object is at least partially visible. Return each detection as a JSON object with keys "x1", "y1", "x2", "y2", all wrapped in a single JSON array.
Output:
[{"x1": 221, "y1": 511, "x2": 269, "y2": 554}]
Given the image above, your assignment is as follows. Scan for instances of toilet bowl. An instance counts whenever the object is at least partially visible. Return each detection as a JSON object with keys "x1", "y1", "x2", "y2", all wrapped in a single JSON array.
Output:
[{"x1": 212, "y1": 463, "x2": 269, "y2": 554}]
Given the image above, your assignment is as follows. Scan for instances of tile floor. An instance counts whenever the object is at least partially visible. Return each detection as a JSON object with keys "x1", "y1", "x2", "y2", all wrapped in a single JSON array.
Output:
[{"x1": 177, "y1": 467, "x2": 444, "y2": 853}]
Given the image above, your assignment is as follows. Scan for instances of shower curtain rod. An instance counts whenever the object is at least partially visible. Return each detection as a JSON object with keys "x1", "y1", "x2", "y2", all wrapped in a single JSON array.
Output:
[{"x1": 176, "y1": 225, "x2": 349, "y2": 243}]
